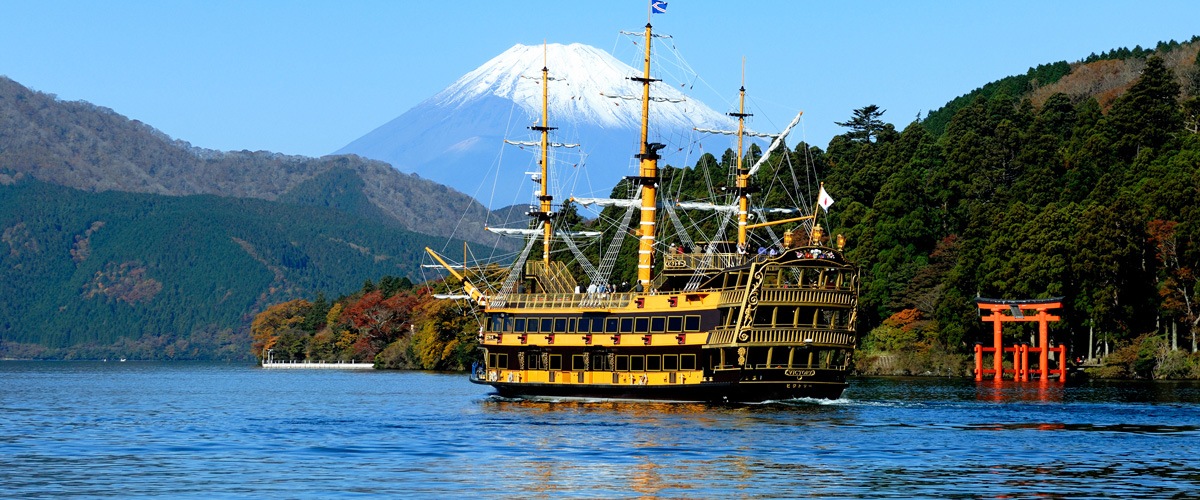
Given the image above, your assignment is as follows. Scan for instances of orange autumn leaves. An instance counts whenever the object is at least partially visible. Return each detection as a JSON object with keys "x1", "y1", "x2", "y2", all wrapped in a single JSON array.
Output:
[{"x1": 250, "y1": 286, "x2": 477, "y2": 369}]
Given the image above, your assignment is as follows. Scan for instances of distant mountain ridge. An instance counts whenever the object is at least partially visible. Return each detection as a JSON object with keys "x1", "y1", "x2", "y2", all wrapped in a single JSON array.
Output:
[
  {"x1": 335, "y1": 43, "x2": 744, "y2": 208},
  {"x1": 0, "y1": 75, "x2": 501, "y2": 249}
]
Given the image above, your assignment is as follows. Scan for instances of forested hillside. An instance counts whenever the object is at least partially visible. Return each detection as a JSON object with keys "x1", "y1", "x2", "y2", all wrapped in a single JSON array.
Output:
[
  {"x1": 0, "y1": 176, "x2": 471, "y2": 360},
  {"x1": 824, "y1": 46, "x2": 1200, "y2": 378},
  {"x1": 254, "y1": 40, "x2": 1200, "y2": 378},
  {"x1": 0, "y1": 76, "x2": 501, "y2": 248}
]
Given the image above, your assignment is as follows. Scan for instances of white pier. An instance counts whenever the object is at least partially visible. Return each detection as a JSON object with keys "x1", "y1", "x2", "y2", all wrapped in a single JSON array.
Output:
[{"x1": 261, "y1": 360, "x2": 375, "y2": 370}]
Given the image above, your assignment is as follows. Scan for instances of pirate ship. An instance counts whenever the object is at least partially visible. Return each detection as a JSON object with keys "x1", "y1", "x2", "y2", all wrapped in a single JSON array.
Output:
[{"x1": 426, "y1": 14, "x2": 859, "y2": 403}]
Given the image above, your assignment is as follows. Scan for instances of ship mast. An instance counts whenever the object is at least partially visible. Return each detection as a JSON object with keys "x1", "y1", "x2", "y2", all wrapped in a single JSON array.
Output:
[
  {"x1": 731, "y1": 60, "x2": 753, "y2": 248},
  {"x1": 532, "y1": 43, "x2": 555, "y2": 264},
  {"x1": 633, "y1": 22, "x2": 662, "y2": 288}
]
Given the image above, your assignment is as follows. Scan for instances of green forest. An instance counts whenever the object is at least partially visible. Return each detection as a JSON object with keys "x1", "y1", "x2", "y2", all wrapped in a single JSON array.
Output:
[
  {"x1": 254, "y1": 45, "x2": 1200, "y2": 380},
  {"x1": 0, "y1": 173, "x2": 471, "y2": 360}
]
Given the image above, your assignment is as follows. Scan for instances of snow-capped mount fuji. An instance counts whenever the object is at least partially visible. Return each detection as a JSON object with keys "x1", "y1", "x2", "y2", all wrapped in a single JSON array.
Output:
[{"x1": 335, "y1": 43, "x2": 743, "y2": 209}]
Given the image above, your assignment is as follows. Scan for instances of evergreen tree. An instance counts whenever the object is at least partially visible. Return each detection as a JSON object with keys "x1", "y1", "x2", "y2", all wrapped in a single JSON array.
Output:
[
  {"x1": 835, "y1": 105, "x2": 888, "y2": 143},
  {"x1": 1105, "y1": 55, "x2": 1182, "y2": 162}
]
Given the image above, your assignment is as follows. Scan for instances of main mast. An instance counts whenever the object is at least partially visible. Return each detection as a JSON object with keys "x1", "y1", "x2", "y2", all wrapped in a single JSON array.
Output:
[
  {"x1": 731, "y1": 63, "x2": 752, "y2": 248},
  {"x1": 532, "y1": 44, "x2": 555, "y2": 264},
  {"x1": 633, "y1": 22, "x2": 661, "y2": 288}
]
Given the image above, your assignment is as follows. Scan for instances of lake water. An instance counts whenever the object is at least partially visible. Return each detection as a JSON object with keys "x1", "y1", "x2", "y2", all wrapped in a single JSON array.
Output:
[{"x1": 2, "y1": 362, "x2": 1198, "y2": 498}]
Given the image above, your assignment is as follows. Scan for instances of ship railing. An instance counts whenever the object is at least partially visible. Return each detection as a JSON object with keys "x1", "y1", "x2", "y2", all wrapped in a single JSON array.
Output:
[
  {"x1": 758, "y1": 288, "x2": 856, "y2": 306},
  {"x1": 707, "y1": 327, "x2": 857, "y2": 347},
  {"x1": 662, "y1": 252, "x2": 745, "y2": 270},
  {"x1": 525, "y1": 260, "x2": 579, "y2": 294},
  {"x1": 719, "y1": 287, "x2": 856, "y2": 307},
  {"x1": 490, "y1": 292, "x2": 636, "y2": 310},
  {"x1": 720, "y1": 289, "x2": 747, "y2": 305}
]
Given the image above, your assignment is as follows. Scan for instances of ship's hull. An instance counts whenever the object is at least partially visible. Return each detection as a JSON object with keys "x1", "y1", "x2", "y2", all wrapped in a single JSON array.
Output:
[{"x1": 472, "y1": 378, "x2": 847, "y2": 403}]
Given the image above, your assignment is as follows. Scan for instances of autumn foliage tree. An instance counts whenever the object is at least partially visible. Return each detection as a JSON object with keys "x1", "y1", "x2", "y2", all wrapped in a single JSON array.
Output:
[
  {"x1": 247, "y1": 276, "x2": 479, "y2": 368},
  {"x1": 250, "y1": 299, "x2": 311, "y2": 359}
]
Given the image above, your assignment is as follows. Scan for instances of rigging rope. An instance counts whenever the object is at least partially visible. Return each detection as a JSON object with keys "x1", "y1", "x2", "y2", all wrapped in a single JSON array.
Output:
[
  {"x1": 684, "y1": 207, "x2": 733, "y2": 291},
  {"x1": 594, "y1": 185, "x2": 643, "y2": 287},
  {"x1": 560, "y1": 232, "x2": 602, "y2": 285},
  {"x1": 489, "y1": 236, "x2": 538, "y2": 309},
  {"x1": 663, "y1": 202, "x2": 696, "y2": 251}
]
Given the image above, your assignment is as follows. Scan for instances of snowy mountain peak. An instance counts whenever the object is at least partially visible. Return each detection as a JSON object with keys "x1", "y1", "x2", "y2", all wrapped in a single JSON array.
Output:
[
  {"x1": 434, "y1": 43, "x2": 732, "y2": 130},
  {"x1": 336, "y1": 42, "x2": 746, "y2": 208}
]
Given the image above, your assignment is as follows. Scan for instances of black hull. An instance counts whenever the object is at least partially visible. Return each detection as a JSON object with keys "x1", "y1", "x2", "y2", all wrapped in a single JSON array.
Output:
[{"x1": 471, "y1": 378, "x2": 847, "y2": 403}]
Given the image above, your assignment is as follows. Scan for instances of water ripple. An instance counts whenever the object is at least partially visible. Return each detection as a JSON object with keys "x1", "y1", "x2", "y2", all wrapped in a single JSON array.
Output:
[{"x1": 2, "y1": 363, "x2": 1199, "y2": 497}]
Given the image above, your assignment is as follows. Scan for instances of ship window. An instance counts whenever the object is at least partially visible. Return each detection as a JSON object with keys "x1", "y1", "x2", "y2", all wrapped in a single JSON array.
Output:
[
  {"x1": 505, "y1": 317, "x2": 513, "y2": 332},
  {"x1": 591, "y1": 353, "x2": 610, "y2": 371},
  {"x1": 577, "y1": 318, "x2": 590, "y2": 333},
  {"x1": 646, "y1": 355, "x2": 661, "y2": 371},
  {"x1": 526, "y1": 318, "x2": 538, "y2": 333},
  {"x1": 684, "y1": 315, "x2": 701, "y2": 332},
  {"x1": 572, "y1": 354, "x2": 586, "y2": 371},
  {"x1": 634, "y1": 317, "x2": 649, "y2": 333},
  {"x1": 754, "y1": 308, "x2": 773, "y2": 326},
  {"x1": 605, "y1": 318, "x2": 619, "y2": 333},
  {"x1": 541, "y1": 318, "x2": 553, "y2": 332},
  {"x1": 616, "y1": 355, "x2": 629, "y2": 371},
  {"x1": 747, "y1": 347, "x2": 769, "y2": 368},
  {"x1": 831, "y1": 349, "x2": 847, "y2": 368},
  {"x1": 514, "y1": 318, "x2": 526, "y2": 332},
  {"x1": 549, "y1": 354, "x2": 562, "y2": 371},
  {"x1": 680, "y1": 354, "x2": 696, "y2": 371},
  {"x1": 630, "y1": 355, "x2": 645, "y2": 371},
  {"x1": 568, "y1": 318, "x2": 577, "y2": 332},
  {"x1": 554, "y1": 318, "x2": 567, "y2": 333},
  {"x1": 667, "y1": 316, "x2": 683, "y2": 332},
  {"x1": 620, "y1": 318, "x2": 634, "y2": 333},
  {"x1": 816, "y1": 349, "x2": 844, "y2": 369},
  {"x1": 488, "y1": 353, "x2": 508, "y2": 369},
  {"x1": 650, "y1": 317, "x2": 665, "y2": 332},
  {"x1": 663, "y1": 354, "x2": 678, "y2": 371},
  {"x1": 776, "y1": 307, "x2": 793, "y2": 326},
  {"x1": 526, "y1": 351, "x2": 545, "y2": 370},
  {"x1": 490, "y1": 315, "x2": 502, "y2": 331}
]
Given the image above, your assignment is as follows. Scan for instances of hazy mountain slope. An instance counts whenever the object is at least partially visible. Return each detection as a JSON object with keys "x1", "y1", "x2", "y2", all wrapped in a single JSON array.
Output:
[{"x1": 0, "y1": 76, "x2": 500, "y2": 248}]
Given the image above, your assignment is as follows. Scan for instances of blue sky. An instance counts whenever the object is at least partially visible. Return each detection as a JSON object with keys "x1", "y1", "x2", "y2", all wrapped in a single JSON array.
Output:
[{"x1": 3, "y1": 1, "x2": 1198, "y2": 158}]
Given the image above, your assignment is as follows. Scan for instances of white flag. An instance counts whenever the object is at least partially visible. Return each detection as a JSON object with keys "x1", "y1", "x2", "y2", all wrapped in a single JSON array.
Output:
[{"x1": 817, "y1": 186, "x2": 835, "y2": 211}]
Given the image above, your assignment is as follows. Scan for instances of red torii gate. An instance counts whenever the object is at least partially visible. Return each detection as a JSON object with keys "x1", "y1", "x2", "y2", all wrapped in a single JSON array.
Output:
[{"x1": 974, "y1": 297, "x2": 1067, "y2": 383}]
